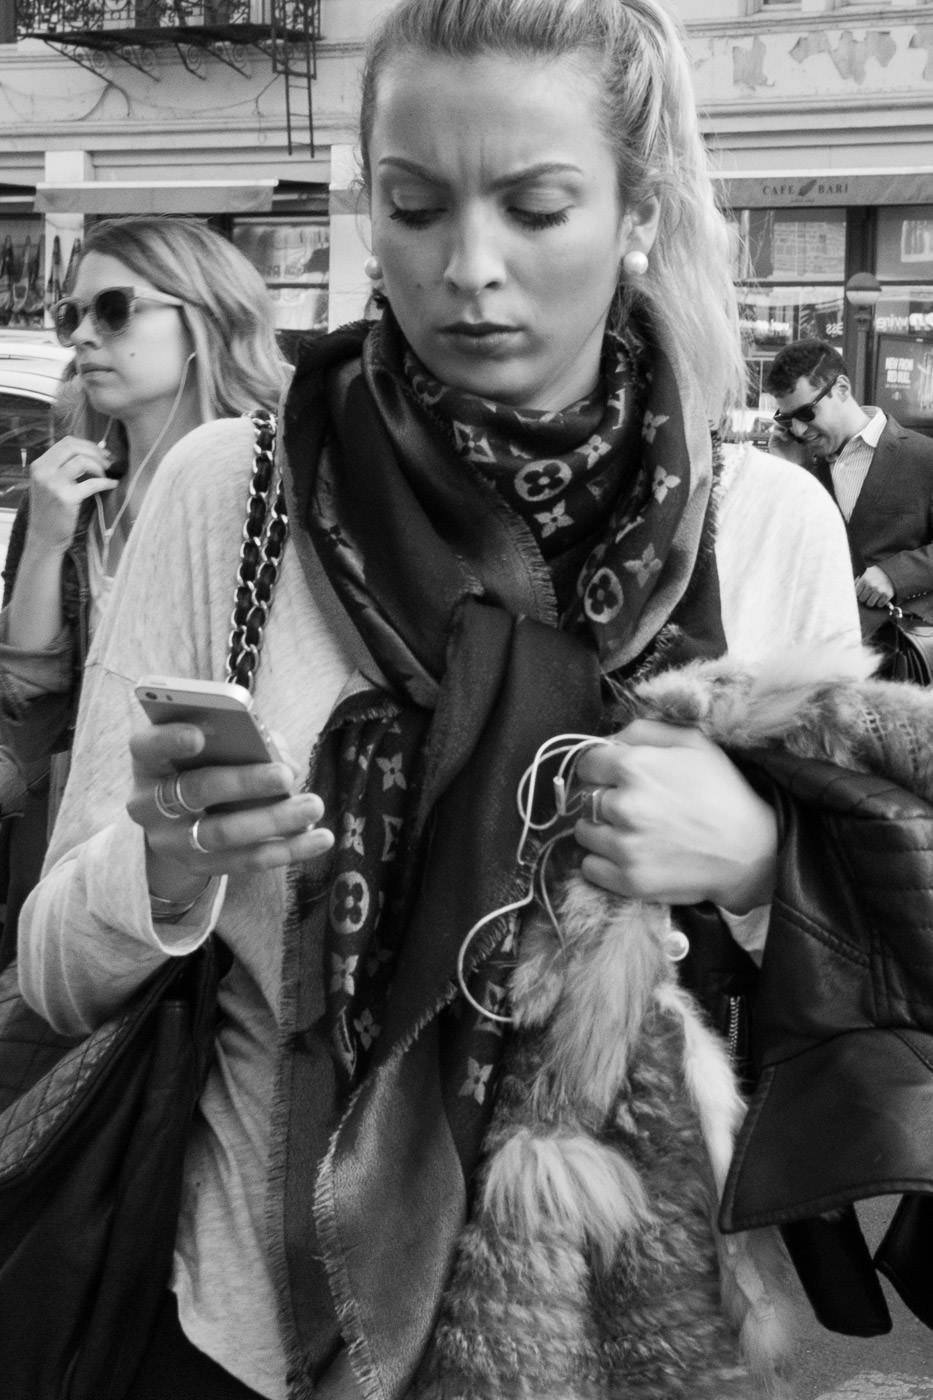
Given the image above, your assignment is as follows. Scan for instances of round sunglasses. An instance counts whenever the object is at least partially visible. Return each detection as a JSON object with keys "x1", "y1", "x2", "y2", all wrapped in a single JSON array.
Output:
[
  {"x1": 54, "y1": 286, "x2": 185, "y2": 347},
  {"x1": 773, "y1": 375, "x2": 839, "y2": 428}
]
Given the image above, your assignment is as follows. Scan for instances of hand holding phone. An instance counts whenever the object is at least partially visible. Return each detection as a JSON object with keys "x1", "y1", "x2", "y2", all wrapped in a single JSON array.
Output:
[
  {"x1": 766, "y1": 423, "x2": 809, "y2": 465},
  {"x1": 135, "y1": 676, "x2": 284, "y2": 768},
  {"x1": 129, "y1": 675, "x2": 333, "y2": 900}
]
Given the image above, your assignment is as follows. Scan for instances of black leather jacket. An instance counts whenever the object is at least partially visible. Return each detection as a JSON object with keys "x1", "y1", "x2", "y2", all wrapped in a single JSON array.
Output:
[{"x1": 686, "y1": 747, "x2": 933, "y2": 1338}]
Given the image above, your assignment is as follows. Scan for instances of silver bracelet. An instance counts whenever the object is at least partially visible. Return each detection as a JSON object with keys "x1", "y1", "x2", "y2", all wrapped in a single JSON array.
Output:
[{"x1": 149, "y1": 884, "x2": 210, "y2": 923}]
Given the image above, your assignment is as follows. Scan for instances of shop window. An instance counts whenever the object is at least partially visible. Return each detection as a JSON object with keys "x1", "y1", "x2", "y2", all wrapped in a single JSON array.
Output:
[
  {"x1": 0, "y1": 218, "x2": 45, "y2": 330},
  {"x1": 231, "y1": 216, "x2": 329, "y2": 353},
  {"x1": 876, "y1": 207, "x2": 933, "y2": 284},
  {"x1": 727, "y1": 207, "x2": 846, "y2": 438},
  {"x1": 870, "y1": 208, "x2": 933, "y2": 427},
  {"x1": 731, "y1": 208, "x2": 846, "y2": 283},
  {"x1": 874, "y1": 332, "x2": 933, "y2": 428}
]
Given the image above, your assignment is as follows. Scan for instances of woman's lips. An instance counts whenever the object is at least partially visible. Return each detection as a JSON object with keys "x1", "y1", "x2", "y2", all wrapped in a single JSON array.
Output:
[{"x1": 440, "y1": 322, "x2": 520, "y2": 354}]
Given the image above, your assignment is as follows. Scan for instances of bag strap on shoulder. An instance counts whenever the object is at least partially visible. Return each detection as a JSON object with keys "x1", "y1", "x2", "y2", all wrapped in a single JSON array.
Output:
[{"x1": 226, "y1": 409, "x2": 288, "y2": 694}]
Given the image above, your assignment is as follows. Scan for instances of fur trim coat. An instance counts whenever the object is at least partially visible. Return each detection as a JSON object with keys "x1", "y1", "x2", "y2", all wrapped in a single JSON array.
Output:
[{"x1": 410, "y1": 644, "x2": 933, "y2": 1400}]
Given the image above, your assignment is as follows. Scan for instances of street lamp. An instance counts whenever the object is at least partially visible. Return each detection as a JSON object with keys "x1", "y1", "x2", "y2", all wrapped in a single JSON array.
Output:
[{"x1": 845, "y1": 271, "x2": 882, "y2": 403}]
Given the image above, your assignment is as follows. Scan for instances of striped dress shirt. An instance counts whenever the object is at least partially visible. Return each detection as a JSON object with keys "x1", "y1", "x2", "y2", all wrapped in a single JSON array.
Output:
[{"x1": 830, "y1": 408, "x2": 887, "y2": 521}]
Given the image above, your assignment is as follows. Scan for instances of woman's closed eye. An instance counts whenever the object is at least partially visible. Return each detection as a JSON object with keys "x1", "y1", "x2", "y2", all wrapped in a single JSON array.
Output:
[
  {"x1": 389, "y1": 203, "x2": 444, "y2": 228},
  {"x1": 511, "y1": 206, "x2": 570, "y2": 231},
  {"x1": 388, "y1": 202, "x2": 571, "y2": 231}
]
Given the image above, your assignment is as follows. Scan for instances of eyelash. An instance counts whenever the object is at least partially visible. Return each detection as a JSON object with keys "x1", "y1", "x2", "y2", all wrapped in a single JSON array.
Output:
[{"x1": 388, "y1": 205, "x2": 570, "y2": 231}]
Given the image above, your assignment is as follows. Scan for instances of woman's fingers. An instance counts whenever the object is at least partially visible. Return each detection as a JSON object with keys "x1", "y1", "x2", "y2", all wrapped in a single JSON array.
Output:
[
  {"x1": 130, "y1": 720, "x2": 207, "y2": 777},
  {"x1": 153, "y1": 758, "x2": 297, "y2": 816},
  {"x1": 28, "y1": 436, "x2": 118, "y2": 547},
  {"x1": 146, "y1": 794, "x2": 334, "y2": 882},
  {"x1": 571, "y1": 721, "x2": 778, "y2": 910},
  {"x1": 33, "y1": 435, "x2": 112, "y2": 485},
  {"x1": 128, "y1": 720, "x2": 334, "y2": 885},
  {"x1": 178, "y1": 792, "x2": 331, "y2": 863}
]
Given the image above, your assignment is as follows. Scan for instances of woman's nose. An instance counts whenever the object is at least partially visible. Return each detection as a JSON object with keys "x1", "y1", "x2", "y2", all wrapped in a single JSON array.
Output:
[
  {"x1": 443, "y1": 212, "x2": 506, "y2": 293},
  {"x1": 71, "y1": 308, "x2": 102, "y2": 347}
]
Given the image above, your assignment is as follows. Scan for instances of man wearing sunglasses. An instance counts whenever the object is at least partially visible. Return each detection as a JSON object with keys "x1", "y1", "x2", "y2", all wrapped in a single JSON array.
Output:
[{"x1": 766, "y1": 337, "x2": 933, "y2": 642}]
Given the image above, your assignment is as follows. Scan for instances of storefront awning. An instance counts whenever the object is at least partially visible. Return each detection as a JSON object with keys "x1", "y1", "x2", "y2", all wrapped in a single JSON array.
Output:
[
  {"x1": 715, "y1": 168, "x2": 933, "y2": 209},
  {"x1": 34, "y1": 180, "x2": 277, "y2": 215}
]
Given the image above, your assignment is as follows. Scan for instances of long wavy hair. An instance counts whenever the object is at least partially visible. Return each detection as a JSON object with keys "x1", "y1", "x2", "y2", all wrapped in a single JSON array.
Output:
[
  {"x1": 358, "y1": 0, "x2": 745, "y2": 424},
  {"x1": 56, "y1": 215, "x2": 289, "y2": 444}
]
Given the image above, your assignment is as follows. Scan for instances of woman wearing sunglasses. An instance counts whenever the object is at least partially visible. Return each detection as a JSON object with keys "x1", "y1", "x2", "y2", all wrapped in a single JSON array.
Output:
[{"x1": 0, "y1": 214, "x2": 288, "y2": 962}]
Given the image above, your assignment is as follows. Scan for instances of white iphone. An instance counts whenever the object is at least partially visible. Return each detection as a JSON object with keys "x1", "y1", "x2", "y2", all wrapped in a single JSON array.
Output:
[{"x1": 134, "y1": 675, "x2": 283, "y2": 768}]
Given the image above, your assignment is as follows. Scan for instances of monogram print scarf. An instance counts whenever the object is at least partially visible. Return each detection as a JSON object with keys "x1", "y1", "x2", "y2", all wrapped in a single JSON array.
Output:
[
  {"x1": 275, "y1": 309, "x2": 724, "y2": 1388},
  {"x1": 403, "y1": 320, "x2": 703, "y2": 670}
]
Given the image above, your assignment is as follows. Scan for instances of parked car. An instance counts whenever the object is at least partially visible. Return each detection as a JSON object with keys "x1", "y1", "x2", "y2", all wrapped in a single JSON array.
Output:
[{"x1": 0, "y1": 335, "x2": 72, "y2": 564}]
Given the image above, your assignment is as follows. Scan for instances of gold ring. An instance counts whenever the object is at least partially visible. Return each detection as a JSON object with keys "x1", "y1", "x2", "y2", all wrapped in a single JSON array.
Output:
[{"x1": 188, "y1": 817, "x2": 210, "y2": 854}]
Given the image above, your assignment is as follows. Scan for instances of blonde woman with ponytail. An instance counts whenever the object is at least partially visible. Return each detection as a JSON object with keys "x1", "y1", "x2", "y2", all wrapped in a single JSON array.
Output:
[{"x1": 19, "y1": 5, "x2": 867, "y2": 1398}]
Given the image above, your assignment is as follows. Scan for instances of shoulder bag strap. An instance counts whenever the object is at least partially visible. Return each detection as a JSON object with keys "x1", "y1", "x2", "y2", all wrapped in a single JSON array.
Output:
[{"x1": 226, "y1": 409, "x2": 288, "y2": 694}]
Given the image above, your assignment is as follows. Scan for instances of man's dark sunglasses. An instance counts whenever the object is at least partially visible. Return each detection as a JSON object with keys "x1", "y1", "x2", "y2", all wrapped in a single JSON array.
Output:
[
  {"x1": 773, "y1": 375, "x2": 839, "y2": 428},
  {"x1": 54, "y1": 286, "x2": 184, "y2": 346}
]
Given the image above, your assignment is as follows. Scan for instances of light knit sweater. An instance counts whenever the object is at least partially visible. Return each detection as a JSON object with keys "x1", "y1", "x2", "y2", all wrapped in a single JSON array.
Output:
[{"x1": 18, "y1": 416, "x2": 860, "y2": 1399}]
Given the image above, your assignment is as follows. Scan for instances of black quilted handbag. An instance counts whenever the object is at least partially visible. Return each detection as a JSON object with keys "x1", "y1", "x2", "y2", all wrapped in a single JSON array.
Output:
[
  {"x1": 0, "y1": 947, "x2": 221, "y2": 1400},
  {"x1": 877, "y1": 604, "x2": 933, "y2": 687}
]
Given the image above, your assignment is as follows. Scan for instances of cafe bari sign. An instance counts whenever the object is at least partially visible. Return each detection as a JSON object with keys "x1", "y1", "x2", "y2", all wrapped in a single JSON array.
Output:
[{"x1": 717, "y1": 169, "x2": 933, "y2": 209}]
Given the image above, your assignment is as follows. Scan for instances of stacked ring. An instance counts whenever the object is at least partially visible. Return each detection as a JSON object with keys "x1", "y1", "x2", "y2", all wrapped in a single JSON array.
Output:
[
  {"x1": 188, "y1": 818, "x2": 210, "y2": 855},
  {"x1": 153, "y1": 773, "x2": 198, "y2": 821}
]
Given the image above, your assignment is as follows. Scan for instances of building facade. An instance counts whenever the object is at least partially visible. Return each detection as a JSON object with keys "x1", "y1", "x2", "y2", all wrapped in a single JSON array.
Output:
[
  {"x1": 684, "y1": 0, "x2": 933, "y2": 424},
  {"x1": 2, "y1": 0, "x2": 932, "y2": 420}
]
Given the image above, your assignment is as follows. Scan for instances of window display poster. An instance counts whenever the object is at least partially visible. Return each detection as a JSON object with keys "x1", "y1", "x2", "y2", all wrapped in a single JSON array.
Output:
[
  {"x1": 232, "y1": 220, "x2": 329, "y2": 285},
  {"x1": 874, "y1": 335, "x2": 933, "y2": 424},
  {"x1": 877, "y1": 207, "x2": 933, "y2": 280},
  {"x1": 730, "y1": 208, "x2": 845, "y2": 282},
  {"x1": 231, "y1": 218, "x2": 329, "y2": 333},
  {"x1": 738, "y1": 289, "x2": 843, "y2": 352}
]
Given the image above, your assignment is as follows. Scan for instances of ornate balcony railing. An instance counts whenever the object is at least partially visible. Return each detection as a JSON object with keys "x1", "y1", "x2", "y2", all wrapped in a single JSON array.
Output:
[{"x1": 15, "y1": 0, "x2": 322, "y2": 152}]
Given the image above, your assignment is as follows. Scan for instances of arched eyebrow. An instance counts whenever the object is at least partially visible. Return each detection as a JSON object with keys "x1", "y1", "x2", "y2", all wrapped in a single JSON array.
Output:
[{"x1": 376, "y1": 157, "x2": 584, "y2": 190}]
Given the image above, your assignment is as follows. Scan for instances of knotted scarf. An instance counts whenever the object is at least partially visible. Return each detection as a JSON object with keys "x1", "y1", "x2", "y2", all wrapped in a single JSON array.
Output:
[{"x1": 273, "y1": 308, "x2": 725, "y2": 1398}]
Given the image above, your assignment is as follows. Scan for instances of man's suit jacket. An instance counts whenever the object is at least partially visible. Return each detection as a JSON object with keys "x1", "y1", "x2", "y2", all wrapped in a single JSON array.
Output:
[{"x1": 809, "y1": 414, "x2": 933, "y2": 633}]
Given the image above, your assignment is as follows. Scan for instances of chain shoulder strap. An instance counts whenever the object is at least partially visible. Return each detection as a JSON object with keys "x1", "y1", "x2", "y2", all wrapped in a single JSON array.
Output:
[{"x1": 225, "y1": 409, "x2": 288, "y2": 694}]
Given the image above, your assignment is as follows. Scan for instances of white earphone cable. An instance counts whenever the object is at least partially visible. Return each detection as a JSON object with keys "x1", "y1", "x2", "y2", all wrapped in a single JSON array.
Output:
[{"x1": 457, "y1": 730, "x2": 605, "y2": 1022}]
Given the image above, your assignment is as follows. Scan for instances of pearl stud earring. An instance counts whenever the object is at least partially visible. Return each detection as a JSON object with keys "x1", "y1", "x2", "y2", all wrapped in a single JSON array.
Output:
[
  {"x1": 622, "y1": 249, "x2": 649, "y2": 278},
  {"x1": 363, "y1": 255, "x2": 383, "y2": 281}
]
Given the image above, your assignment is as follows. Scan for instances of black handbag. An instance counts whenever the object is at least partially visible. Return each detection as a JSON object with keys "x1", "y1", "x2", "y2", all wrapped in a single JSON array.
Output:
[
  {"x1": 876, "y1": 603, "x2": 933, "y2": 686},
  {"x1": 0, "y1": 408, "x2": 286, "y2": 1399},
  {"x1": 0, "y1": 946, "x2": 222, "y2": 1400}
]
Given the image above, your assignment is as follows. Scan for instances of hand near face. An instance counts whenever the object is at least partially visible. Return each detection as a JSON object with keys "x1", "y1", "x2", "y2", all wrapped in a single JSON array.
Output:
[
  {"x1": 766, "y1": 424, "x2": 809, "y2": 465},
  {"x1": 573, "y1": 719, "x2": 778, "y2": 913},
  {"x1": 128, "y1": 719, "x2": 334, "y2": 905},
  {"x1": 27, "y1": 435, "x2": 117, "y2": 553},
  {"x1": 855, "y1": 564, "x2": 895, "y2": 609}
]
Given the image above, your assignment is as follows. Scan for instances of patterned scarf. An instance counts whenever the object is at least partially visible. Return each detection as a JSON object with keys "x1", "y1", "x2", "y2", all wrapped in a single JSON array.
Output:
[
  {"x1": 274, "y1": 307, "x2": 725, "y2": 1396},
  {"x1": 403, "y1": 322, "x2": 706, "y2": 664}
]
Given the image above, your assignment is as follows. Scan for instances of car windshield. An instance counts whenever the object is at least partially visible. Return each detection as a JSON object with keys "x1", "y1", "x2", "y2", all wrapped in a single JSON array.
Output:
[
  {"x1": 0, "y1": 391, "x2": 54, "y2": 505},
  {"x1": 0, "y1": 339, "x2": 70, "y2": 563}
]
